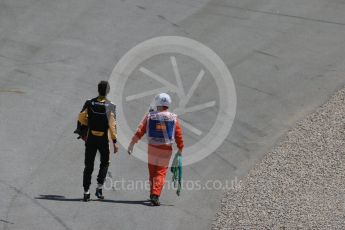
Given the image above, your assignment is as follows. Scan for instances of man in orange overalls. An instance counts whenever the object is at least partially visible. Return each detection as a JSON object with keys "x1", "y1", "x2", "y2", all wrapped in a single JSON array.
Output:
[{"x1": 128, "y1": 93, "x2": 184, "y2": 206}]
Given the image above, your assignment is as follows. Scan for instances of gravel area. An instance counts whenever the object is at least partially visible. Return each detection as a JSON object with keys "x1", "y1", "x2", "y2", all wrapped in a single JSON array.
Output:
[{"x1": 213, "y1": 87, "x2": 345, "y2": 229}]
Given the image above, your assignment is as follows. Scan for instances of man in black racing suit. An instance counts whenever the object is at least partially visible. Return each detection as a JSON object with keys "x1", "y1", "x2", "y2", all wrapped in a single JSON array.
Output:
[{"x1": 76, "y1": 81, "x2": 118, "y2": 202}]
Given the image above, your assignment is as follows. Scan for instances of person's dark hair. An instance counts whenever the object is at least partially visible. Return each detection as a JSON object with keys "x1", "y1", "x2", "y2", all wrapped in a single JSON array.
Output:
[{"x1": 98, "y1": 81, "x2": 110, "y2": 96}]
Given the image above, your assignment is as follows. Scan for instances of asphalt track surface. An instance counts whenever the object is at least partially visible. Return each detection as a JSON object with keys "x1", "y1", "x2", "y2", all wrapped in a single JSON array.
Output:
[{"x1": 1, "y1": 0, "x2": 345, "y2": 230}]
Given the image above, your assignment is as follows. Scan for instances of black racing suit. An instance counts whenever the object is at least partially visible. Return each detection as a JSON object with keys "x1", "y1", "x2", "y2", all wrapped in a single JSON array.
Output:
[{"x1": 78, "y1": 96, "x2": 117, "y2": 192}]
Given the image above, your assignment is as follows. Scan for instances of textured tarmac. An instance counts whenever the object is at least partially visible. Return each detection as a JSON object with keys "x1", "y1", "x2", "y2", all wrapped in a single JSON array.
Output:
[{"x1": 1, "y1": 0, "x2": 345, "y2": 230}]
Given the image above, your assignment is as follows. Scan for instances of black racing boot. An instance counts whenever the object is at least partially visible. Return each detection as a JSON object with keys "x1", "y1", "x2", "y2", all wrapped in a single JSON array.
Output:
[
  {"x1": 83, "y1": 193, "x2": 91, "y2": 202},
  {"x1": 150, "y1": 195, "x2": 160, "y2": 206},
  {"x1": 95, "y1": 188, "x2": 104, "y2": 200}
]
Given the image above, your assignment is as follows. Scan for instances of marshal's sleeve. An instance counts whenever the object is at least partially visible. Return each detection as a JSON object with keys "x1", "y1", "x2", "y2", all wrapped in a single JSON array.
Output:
[
  {"x1": 131, "y1": 114, "x2": 148, "y2": 144},
  {"x1": 175, "y1": 118, "x2": 184, "y2": 151}
]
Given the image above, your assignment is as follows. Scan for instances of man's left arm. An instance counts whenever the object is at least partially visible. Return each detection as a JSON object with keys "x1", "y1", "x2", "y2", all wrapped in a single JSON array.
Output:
[
  {"x1": 175, "y1": 118, "x2": 184, "y2": 155},
  {"x1": 78, "y1": 101, "x2": 89, "y2": 126},
  {"x1": 75, "y1": 100, "x2": 89, "y2": 140}
]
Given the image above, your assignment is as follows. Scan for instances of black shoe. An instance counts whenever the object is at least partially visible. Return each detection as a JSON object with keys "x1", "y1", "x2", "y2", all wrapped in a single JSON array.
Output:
[
  {"x1": 95, "y1": 188, "x2": 104, "y2": 200},
  {"x1": 150, "y1": 195, "x2": 160, "y2": 206},
  {"x1": 83, "y1": 193, "x2": 90, "y2": 202}
]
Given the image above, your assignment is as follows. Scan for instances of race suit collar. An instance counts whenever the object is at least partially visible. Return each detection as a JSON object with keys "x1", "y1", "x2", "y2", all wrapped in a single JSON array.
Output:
[{"x1": 97, "y1": 96, "x2": 107, "y2": 102}]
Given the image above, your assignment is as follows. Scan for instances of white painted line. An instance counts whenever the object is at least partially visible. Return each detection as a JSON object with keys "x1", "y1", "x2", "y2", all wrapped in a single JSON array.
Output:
[
  {"x1": 125, "y1": 87, "x2": 169, "y2": 101},
  {"x1": 179, "y1": 69, "x2": 205, "y2": 108},
  {"x1": 170, "y1": 56, "x2": 185, "y2": 97},
  {"x1": 179, "y1": 119, "x2": 203, "y2": 136},
  {"x1": 176, "y1": 101, "x2": 216, "y2": 115},
  {"x1": 139, "y1": 67, "x2": 179, "y2": 92}
]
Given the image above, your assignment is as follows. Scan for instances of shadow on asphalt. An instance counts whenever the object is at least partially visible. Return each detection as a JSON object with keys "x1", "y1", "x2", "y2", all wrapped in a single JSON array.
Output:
[{"x1": 35, "y1": 195, "x2": 174, "y2": 206}]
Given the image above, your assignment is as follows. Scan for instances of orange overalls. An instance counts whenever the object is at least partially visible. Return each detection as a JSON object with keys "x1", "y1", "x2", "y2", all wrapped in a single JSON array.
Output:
[{"x1": 131, "y1": 109, "x2": 184, "y2": 196}]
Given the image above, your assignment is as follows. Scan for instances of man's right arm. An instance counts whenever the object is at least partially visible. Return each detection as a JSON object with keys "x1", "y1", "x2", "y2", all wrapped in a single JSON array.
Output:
[
  {"x1": 108, "y1": 104, "x2": 117, "y2": 144},
  {"x1": 131, "y1": 114, "x2": 148, "y2": 144},
  {"x1": 128, "y1": 114, "x2": 148, "y2": 155}
]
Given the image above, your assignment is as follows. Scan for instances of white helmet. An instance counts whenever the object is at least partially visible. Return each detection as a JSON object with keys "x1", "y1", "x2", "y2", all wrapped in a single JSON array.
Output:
[{"x1": 155, "y1": 93, "x2": 172, "y2": 107}]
